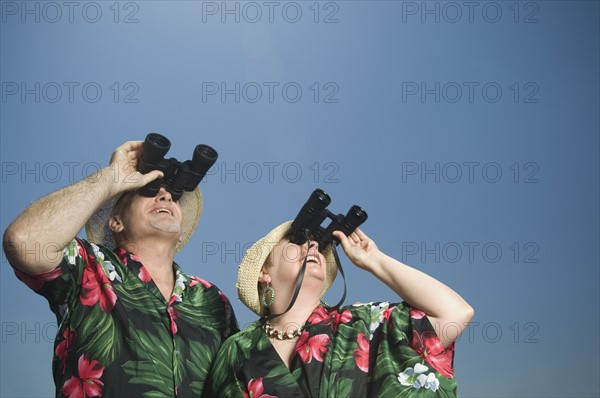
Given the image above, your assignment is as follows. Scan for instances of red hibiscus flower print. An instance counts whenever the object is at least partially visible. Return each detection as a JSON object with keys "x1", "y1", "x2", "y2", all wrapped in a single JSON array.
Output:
[
  {"x1": 411, "y1": 330, "x2": 454, "y2": 378},
  {"x1": 15, "y1": 267, "x2": 62, "y2": 291},
  {"x1": 167, "y1": 305, "x2": 179, "y2": 335},
  {"x1": 55, "y1": 327, "x2": 76, "y2": 374},
  {"x1": 189, "y1": 275, "x2": 213, "y2": 288},
  {"x1": 383, "y1": 305, "x2": 396, "y2": 331},
  {"x1": 383, "y1": 306, "x2": 396, "y2": 321},
  {"x1": 62, "y1": 354, "x2": 104, "y2": 398},
  {"x1": 296, "y1": 331, "x2": 331, "y2": 364},
  {"x1": 138, "y1": 265, "x2": 152, "y2": 283},
  {"x1": 116, "y1": 249, "x2": 141, "y2": 265},
  {"x1": 353, "y1": 333, "x2": 369, "y2": 372},
  {"x1": 308, "y1": 306, "x2": 352, "y2": 332},
  {"x1": 242, "y1": 377, "x2": 277, "y2": 398},
  {"x1": 116, "y1": 248, "x2": 128, "y2": 265},
  {"x1": 80, "y1": 262, "x2": 117, "y2": 313},
  {"x1": 410, "y1": 308, "x2": 426, "y2": 319}
]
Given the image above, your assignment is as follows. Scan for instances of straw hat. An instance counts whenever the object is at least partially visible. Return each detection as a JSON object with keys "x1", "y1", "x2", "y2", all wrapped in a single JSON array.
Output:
[
  {"x1": 85, "y1": 188, "x2": 203, "y2": 252},
  {"x1": 237, "y1": 221, "x2": 338, "y2": 316}
]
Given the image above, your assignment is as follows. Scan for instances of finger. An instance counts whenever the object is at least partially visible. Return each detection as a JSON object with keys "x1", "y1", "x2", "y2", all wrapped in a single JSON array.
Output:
[
  {"x1": 118, "y1": 140, "x2": 144, "y2": 151},
  {"x1": 141, "y1": 170, "x2": 164, "y2": 185},
  {"x1": 333, "y1": 231, "x2": 351, "y2": 250},
  {"x1": 127, "y1": 149, "x2": 142, "y2": 160},
  {"x1": 355, "y1": 228, "x2": 369, "y2": 240}
]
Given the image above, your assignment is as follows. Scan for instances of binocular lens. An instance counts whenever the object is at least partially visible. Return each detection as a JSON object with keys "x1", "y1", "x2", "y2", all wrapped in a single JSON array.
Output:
[
  {"x1": 347, "y1": 205, "x2": 367, "y2": 222},
  {"x1": 192, "y1": 144, "x2": 219, "y2": 174},
  {"x1": 309, "y1": 189, "x2": 331, "y2": 211},
  {"x1": 143, "y1": 133, "x2": 171, "y2": 164},
  {"x1": 290, "y1": 189, "x2": 368, "y2": 249},
  {"x1": 138, "y1": 133, "x2": 217, "y2": 199},
  {"x1": 147, "y1": 133, "x2": 170, "y2": 148}
]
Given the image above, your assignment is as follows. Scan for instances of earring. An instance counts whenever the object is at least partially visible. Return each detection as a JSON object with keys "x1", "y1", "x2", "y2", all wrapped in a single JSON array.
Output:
[{"x1": 262, "y1": 283, "x2": 275, "y2": 308}]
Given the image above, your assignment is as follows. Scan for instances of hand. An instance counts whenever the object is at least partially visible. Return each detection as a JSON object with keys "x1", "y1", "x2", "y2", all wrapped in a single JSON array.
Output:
[
  {"x1": 105, "y1": 141, "x2": 163, "y2": 196},
  {"x1": 333, "y1": 228, "x2": 380, "y2": 271}
]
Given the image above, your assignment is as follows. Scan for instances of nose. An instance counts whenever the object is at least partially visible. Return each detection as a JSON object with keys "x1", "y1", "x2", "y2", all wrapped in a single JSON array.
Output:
[
  {"x1": 155, "y1": 187, "x2": 173, "y2": 202},
  {"x1": 307, "y1": 239, "x2": 319, "y2": 252}
]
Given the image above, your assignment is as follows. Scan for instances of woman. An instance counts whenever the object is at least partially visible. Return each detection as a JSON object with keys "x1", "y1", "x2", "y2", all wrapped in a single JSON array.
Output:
[{"x1": 205, "y1": 220, "x2": 474, "y2": 397}]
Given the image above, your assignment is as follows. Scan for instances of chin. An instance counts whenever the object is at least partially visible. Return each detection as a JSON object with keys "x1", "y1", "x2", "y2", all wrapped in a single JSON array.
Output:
[
  {"x1": 151, "y1": 221, "x2": 182, "y2": 234},
  {"x1": 304, "y1": 273, "x2": 326, "y2": 288}
]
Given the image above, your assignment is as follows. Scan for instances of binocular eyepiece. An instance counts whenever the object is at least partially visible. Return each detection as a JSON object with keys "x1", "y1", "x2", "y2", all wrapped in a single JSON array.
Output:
[
  {"x1": 290, "y1": 189, "x2": 368, "y2": 250},
  {"x1": 137, "y1": 133, "x2": 218, "y2": 201}
]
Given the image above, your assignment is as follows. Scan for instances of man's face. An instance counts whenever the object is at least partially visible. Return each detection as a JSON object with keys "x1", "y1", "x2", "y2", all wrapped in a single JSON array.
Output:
[{"x1": 110, "y1": 187, "x2": 183, "y2": 245}]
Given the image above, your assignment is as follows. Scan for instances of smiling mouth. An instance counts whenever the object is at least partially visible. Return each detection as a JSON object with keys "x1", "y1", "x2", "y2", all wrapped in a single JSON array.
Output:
[
  {"x1": 306, "y1": 255, "x2": 320, "y2": 265},
  {"x1": 152, "y1": 208, "x2": 172, "y2": 215}
]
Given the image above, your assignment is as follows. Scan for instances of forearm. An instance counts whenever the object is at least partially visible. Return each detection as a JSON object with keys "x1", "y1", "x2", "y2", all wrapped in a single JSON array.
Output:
[
  {"x1": 368, "y1": 253, "x2": 469, "y2": 316},
  {"x1": 3, "y1": 167, "x2": 117, "y2": 273},
  {"x1": 367, "y1": 252, "x2": 474, "y2": 343},
  {"x1": 335, "y1": 228, "x2": 473, "y2": 347}
]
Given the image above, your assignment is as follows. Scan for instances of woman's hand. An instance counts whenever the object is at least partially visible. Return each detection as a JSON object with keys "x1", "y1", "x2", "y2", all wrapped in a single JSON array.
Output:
[
  {"x1": 333, "y1": 228, "x2": 381, "y2": 271},
  {"x1": 336, "y1": 228, "x2": 474, "y2": 349}
]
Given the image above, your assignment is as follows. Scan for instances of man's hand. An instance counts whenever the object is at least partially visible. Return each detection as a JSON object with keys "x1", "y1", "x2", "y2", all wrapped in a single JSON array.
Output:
[
  {"x1": 105, "y1": 141, "x2": 164, "y2": 198},
  {"x1": 3, "y1": 138, "x2": 165, "y2": 274}
]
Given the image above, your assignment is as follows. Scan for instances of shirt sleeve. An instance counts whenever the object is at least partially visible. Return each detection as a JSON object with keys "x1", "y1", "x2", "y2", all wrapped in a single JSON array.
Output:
[
  {"x1": 203, "y1": 333, "x2": 248, "y2": 398},
  {"x1": 388, "y1": 302, "x2": 455, "y2": 378},
  {"x1": 222, "y1": 294, "x2": 240, "y2": 338},
  {"x1": 12, "y1": 238, "x2": 90, "y2": 319}
]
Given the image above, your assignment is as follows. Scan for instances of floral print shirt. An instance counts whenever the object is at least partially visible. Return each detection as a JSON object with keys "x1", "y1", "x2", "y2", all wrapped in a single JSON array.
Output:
[
  {"x1": 205, "y1": 302, "x2": 457, "y2": 397},
  {"x1": 13, "y1": 238, "x2": 239, "y2": 397}
]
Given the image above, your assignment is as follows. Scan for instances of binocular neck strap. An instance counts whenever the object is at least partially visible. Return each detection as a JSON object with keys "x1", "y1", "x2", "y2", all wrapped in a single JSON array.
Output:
[
  {"x1": 263, "y1": 246, "x2": 309, "y2": 322},
  {"x1": 330, "y1": 245, "x2": 347, "y2": 311},
  {"x1": 262, "y1": 239, "x2": 348, "y2": 322}
]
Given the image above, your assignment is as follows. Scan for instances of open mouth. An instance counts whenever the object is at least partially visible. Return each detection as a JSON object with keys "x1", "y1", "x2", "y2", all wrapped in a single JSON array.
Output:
[
  {"x1": 306, "y1": 255, "x2": 320, "y2": 265},
  {"x1": 152, "y1": 208, "x2": 172, "y2": 216}
]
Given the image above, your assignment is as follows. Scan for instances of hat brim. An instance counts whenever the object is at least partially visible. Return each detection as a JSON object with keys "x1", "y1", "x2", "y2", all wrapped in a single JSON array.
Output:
[
  {"x1": 85, "y1": 188, "x2": 202, "y2": 252},
  {"x1": 237, "y1": 221, "x2": 338, "y2": 316}
]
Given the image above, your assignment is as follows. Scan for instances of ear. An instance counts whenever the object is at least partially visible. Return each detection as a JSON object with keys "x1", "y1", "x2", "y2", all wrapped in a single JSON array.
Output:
[
  {"x1": 108, "y1": 215, "x2": 124, "y2": 233},
  {"x1": 258, "y1": 270, "x2": 271, "y2": 284}
]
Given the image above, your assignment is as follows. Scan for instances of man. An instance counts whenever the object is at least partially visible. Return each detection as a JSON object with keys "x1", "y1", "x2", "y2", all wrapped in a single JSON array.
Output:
[{"x1": 3, "y1": 140, "x2": 238, "y2": 397}]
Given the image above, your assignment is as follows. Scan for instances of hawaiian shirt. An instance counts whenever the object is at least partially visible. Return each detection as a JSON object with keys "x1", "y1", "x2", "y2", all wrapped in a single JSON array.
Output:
[
  {"x1": 13, "y1": 238, "x2": 239, "y2": 397},
  {"x1": 205, "y1": 302, "x2": 457, "y2": 397}
]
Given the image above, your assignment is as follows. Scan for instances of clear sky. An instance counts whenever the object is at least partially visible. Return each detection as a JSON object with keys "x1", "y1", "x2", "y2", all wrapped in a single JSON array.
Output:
[{"x1": 1, "y1": 1, "x2": 599, "y2": 397}]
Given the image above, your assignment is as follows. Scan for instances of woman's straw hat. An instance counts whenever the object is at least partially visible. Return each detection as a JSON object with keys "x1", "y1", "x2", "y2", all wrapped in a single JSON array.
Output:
[{"x1": 237, "y1": 221, "x2": 337, "y2": 315}]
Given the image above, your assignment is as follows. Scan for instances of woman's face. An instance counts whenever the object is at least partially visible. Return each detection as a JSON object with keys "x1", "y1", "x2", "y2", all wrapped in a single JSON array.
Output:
[{"x1": 264, "y1": 237, "x2": 328, "y2": 294}]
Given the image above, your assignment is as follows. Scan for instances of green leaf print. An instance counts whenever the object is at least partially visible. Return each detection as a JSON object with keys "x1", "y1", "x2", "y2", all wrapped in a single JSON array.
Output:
[
  {"x1": 185, "y1": 339, "x2": 217, "y2": 395},
  {"x1": 76, "y1": 306, "x2": 122, "y2": 365},
  {"x1": 207, "y1": 331, "x2": 252, "y2": 392},
  {"x1": 265, "y1": 365, "x2": 299, "y2": 391},
  {"x1": 332, "y1": 376, "x2": 354, "y2": 397},
  {"x1": 122, "y1": 324, "x2": 176, "y2": 393},
  {"x1": 123, "y1": 360, "x2": 172, "y2": 394}
]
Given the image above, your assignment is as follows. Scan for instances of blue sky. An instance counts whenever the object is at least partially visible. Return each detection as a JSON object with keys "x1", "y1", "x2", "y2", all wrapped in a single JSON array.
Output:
[{"x1": 1, "y1": 1, "x2": 599, "y2": 396}]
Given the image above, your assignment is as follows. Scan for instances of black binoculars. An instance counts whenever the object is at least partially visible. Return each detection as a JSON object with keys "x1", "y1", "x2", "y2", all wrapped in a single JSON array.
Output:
[
  {"x1": 290, "y1": 189, "x2": 368, "y2": 250},
  {"x1": 137, "y1": 133, "x2": 218, "y2": 201}
]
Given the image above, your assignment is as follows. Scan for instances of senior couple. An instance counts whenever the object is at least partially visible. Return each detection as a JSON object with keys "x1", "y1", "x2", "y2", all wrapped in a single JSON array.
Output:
[{"x1": 4, "y1": 139, "x2": 473, "y2": 397}]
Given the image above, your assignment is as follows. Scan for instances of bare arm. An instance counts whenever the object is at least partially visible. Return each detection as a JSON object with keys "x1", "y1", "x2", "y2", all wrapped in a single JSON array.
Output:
[
  {"x1": 3, "y1": 141, "x2": 162, "y2": 274},
  {"x1": 334, "y1": 229, "x2": 474, "y2": 348}
]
